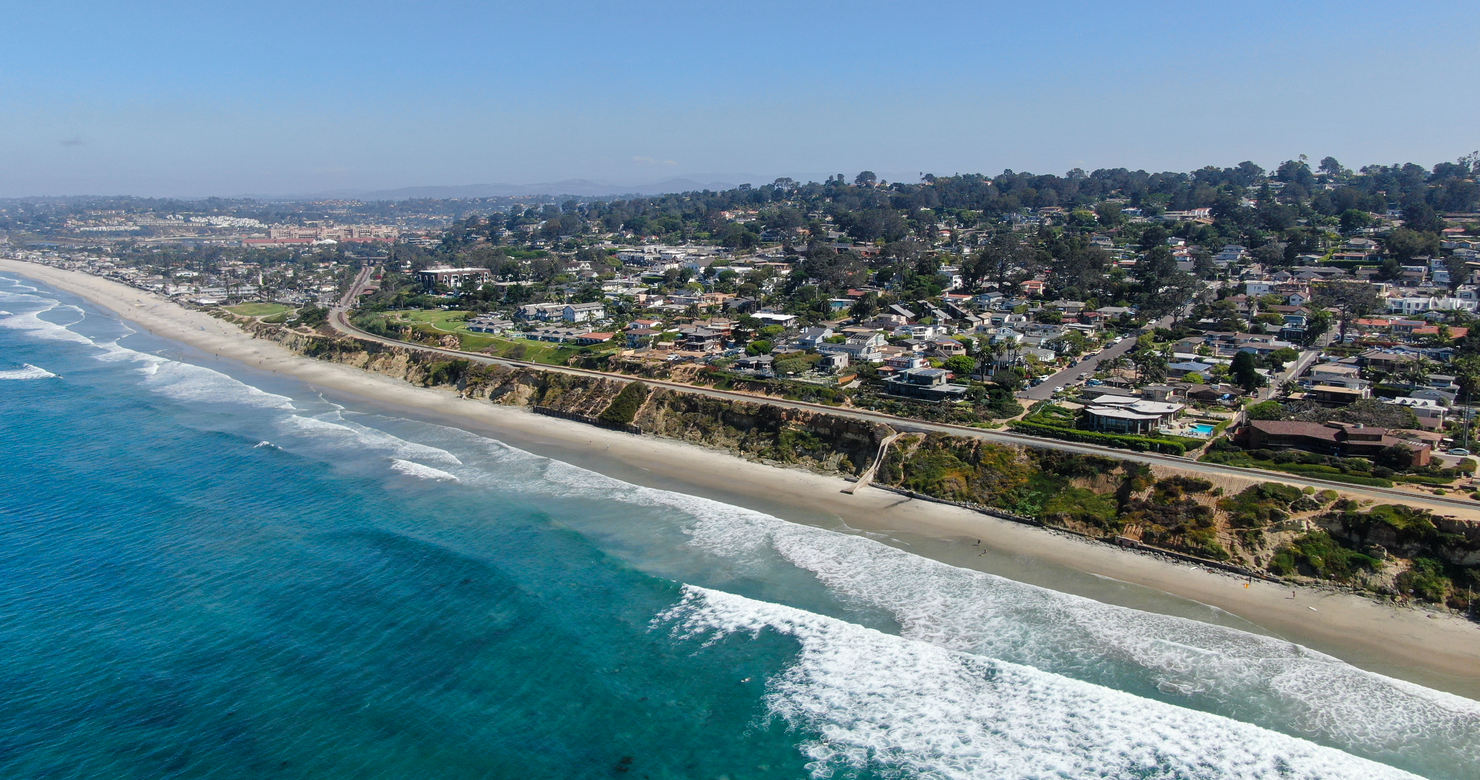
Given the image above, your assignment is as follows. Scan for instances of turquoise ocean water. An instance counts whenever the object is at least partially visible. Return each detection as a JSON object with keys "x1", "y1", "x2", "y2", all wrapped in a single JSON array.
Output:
[{"x1": 1, "y1": 271, "x2": 1478, "y2": 779}]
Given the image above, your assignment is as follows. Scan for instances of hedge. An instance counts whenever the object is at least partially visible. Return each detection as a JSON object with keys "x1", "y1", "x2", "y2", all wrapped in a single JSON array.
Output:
[{"x1": 1009, "y1": 420, "x2": 1191, "y2": 455}]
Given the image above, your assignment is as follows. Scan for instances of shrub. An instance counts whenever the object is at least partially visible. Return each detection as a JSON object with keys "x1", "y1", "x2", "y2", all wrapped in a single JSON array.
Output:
[
  {"x1": 1396, "y1": 558, "x2": 1452, "y2": 603},
  {"x1": 1270, "y1": 531, "x2": 1381, "y2": 582},
  {"x1": 598, "y1": 381, "x2": 650, "y2": 426}
]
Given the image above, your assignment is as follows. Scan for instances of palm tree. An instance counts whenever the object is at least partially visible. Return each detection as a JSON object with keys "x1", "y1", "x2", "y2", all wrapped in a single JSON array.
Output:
[{"x1": 1399, "y1": 357, "x2": 1434, "y2": 388}]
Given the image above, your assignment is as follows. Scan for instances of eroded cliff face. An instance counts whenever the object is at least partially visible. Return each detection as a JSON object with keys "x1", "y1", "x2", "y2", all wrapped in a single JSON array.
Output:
[
  {"x1": 633, "y1": 389, "x2": 888, "y2": 475},
  {"x1": 248, "y1": 323, "x2": 889, "y2": 475},
  {"x1": 247, "y1": 322, "x2": 1478, "y2": 611}
]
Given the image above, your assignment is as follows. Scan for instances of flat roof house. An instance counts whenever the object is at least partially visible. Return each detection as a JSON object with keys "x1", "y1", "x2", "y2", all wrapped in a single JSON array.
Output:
[{"x1": 883, "y1": 367, "x2": 968, "y2": 401}]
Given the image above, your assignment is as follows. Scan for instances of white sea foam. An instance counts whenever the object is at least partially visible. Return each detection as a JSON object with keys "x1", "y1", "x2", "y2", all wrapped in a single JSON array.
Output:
[
  {"x1": 0, "y1": 363, "x2": 58, "y2": 381},
  {"x1": 136, "y1": 355, "x2": 296, "y2": 410},
  {"x1": 0, "y1": 301, "x2": 97, "y2": 346},
  {"x1": 495, "y1": 450, "x2": 1480, "y2": 770},
  {"x1": 389, "y1": 458, "x2": 460, "y2": 483},
  {"x1": 658, "y1": 585, "x2": 1419, "y2": 780},
  {"x1": 0, "y1": 287, "x2": 295, "y2": 412},
  {"x1": 278, "y1": 412, "x2": 464, "y2": 467},
  {"x1": 675, "y1": 501, "x2": 1480, "y2": 765}
]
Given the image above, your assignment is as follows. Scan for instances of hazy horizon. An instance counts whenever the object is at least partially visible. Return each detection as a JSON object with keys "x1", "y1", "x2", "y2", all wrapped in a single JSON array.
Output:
[{"x1": 3, "y1": 0, "x2": 1477, "y2": 199}]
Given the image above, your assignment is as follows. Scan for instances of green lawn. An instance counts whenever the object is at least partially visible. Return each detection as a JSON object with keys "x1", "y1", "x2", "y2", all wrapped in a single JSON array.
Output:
[
  {"x1": 393, "y1": 309, "x2": 474, "y2": 331},
  {"x1": 226, "y1": 302, "x2": 294, "y2": 318},
  {"x1": 385, "y1": 310, "x2": 618, "y2": 365}
]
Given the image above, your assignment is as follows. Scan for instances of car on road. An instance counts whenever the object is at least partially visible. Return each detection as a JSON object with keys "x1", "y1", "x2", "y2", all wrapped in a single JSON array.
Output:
[{"x1": 1449, "y1": 448, "x2": 1471, "y2": 456}]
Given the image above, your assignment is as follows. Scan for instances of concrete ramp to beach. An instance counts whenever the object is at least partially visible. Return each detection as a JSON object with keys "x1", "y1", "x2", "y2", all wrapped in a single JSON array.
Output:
[{"x1": 845, "y1": 432, "x2": 903, "y2": 494}]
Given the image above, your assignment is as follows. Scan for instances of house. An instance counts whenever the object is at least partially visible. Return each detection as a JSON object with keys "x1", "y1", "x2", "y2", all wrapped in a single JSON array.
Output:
[
  {"x1": 797, "y1": 326, "x2": 834, "y2": 349},
  {"x1": 574, "y1": 332, "x2": 614, "y2": 346},
  {"x1": 417, "y1": 267, "x2": 490, "y2": 291},
  {"x1": 1300, "y1": 362, "x2": 1370, "y2": 405},
  {"x1": 516, "y1": 303, "x2": 565, "y2": 322},
  {"x1": 1081, "y1": 398, "x2": 1184, "y2": 434},
  {"x1": 1167, "y1": 360, "x2": 1215, "y2": 379},
  {"x1": 732, "y1": 354, "x2": 774, "y2": 374},
  {"x1": 820, "y1": 352, "x2": 850, "y2": 372},
  {"x1": 752, "y1": 312, "x2": 798, "y2": 326},
  {"x1": 883, "y1": 355, "x2": 929, "y2": 372},
  {"x1": 625, "y1": 328, "x2": 660, "y2": 349},
  {"x1": 1242, "y1": 420, "x2": 1430, "y2": 466},
  {"x1": 466, "y1": 315, "x2": 513, "y2": 333},
  {"x1": 929, "y1": 338, "x2": 967, "y2": 357},
  {"x1": 678, "y1": 326, "x2": 725, "y2": 352},
  {"x1": 820, "y1": 334, "x2": 885, "y2": 363},
  {"x1": 563, "y1": 302, "x2": 606, "y2": 323},
  {"x1": 883, "y1": 367, "x2": 968, "y2": 401}
]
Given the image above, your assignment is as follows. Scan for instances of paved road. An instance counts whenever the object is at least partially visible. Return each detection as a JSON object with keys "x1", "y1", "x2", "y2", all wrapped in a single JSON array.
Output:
[
  {"x1": 1020, "y1": 309, "x2": 1183, "y2": 402},
  {"x1": 324, "y1": 284, "x2": 1480, "y2": 515},
  {"x1": 1020, "y1": 335, "x2": 1137, "y2": 401}
]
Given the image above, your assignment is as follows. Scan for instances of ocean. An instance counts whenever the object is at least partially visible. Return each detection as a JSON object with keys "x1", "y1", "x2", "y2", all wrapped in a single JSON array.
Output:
[{"x1": 1, "y1": 271, "x2": 1477, "y2": 779}]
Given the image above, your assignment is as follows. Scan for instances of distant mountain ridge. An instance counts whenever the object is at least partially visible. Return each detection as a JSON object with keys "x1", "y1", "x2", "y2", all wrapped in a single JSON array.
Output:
[{"x1": 353, "y1": 176, "x2": 753, "y2": 200}]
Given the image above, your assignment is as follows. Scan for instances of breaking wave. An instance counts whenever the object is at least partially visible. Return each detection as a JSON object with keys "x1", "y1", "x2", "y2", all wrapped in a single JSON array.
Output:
[
  {"x1": 388, "y1": 458, "x2": 460, "y2": 483},
  {"x1": 657, "y1": 585, "x2": 1419, "y2": 780},
  {"x1": 0, "y1": 363, "x2": 58, "y2": 381}
]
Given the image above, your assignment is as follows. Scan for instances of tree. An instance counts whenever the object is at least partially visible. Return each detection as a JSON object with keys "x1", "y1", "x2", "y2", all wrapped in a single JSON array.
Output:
[
  {"x1": 1319, "y1": 156, "x2": 1347, "y2": 180},
  {"x1": 1232, "y1": 350, "x2": 1263, "y2": 393},
  {"x1": 1324, "y1": 399, "x2": 1418, "y2": 430},
  {"x1": 1398, "y1": 357, "x2": 1434, "y2": 387},
  {"x1": 773, "y1": 357, "x2": 808, "y2": 376},
  {"x1": 1133, "y1": 245, "x2": 1193, "y2": 316},
  {"x1": 1339, "y1": 209, "x2": 1372, "y2": 234},
  {"x1": 1385, "y1": 228, "x2": 1440, "y2": 263},
  {"x1": 1094, "y1": 201, "x2": 1125, "y2": 228},
  {"x1": 1314, "y1": 280, "x2": 1381, "y2": 341},
  {"x1": 1247, "y1": 400, "x2": 1286, "y2": 420},
  {"x1": 746, "y1": 339, "x2": 773, "y2": 355},
  {"x1": 943, "y1": 355, "x2": 977, "y2": 377},
  {"x1": 854, "y1": 170, "x2": 878, "y2": 187},
  {"x1": 1303, "y1": 309, "x2": 1333, "y2": 345},
  {"x1": 1130, "y1": 346, "x2": 1169, "y2": 383},
  {"x1": 1401, "y1": 203, "x2": 1446, "y2": 234}
]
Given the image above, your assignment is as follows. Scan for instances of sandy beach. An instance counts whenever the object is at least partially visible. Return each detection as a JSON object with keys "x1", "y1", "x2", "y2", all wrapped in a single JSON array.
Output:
[{"x1": 6, "y1": 256, "x2": 1480, "y2": 699}]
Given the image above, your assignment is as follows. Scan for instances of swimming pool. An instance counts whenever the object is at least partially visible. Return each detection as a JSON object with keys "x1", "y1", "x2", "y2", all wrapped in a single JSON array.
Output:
[{"x1": 1190, "y1": 423, "x2": 1217, "y2": 436}]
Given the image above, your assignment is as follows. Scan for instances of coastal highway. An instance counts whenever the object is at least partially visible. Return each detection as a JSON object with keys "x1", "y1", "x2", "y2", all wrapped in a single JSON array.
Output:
[{"x1": 327, "y1": 279, "x2": 1479, "y2": 515}]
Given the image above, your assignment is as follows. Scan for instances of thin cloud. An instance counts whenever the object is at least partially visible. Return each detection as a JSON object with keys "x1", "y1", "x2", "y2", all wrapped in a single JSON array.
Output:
[
  {"x1": 632, "y1": 155, "x2": 677, "y2": 167},
  {"x1": 59, "y1": 136, "x2": 85, "y2": 147}
]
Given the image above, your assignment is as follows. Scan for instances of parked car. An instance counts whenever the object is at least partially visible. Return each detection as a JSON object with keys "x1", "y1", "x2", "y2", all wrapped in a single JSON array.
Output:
[{"x1": 1449, "y1": 448, "x2": 1471, "y2": 456}]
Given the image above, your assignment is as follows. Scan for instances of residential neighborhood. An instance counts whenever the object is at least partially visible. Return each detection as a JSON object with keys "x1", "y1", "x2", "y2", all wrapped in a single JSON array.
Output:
[{"x1": 9, "y1": 159, "x2": 1480, "y2": 496}]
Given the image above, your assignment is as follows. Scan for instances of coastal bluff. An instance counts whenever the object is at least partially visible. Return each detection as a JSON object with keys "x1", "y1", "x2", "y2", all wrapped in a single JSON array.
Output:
[{"x1": 246, "y1": 319, "x2": 1480, "y2": 615}]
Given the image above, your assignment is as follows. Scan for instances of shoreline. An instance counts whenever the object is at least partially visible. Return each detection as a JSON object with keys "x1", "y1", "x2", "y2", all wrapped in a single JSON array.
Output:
[{"x1": 6, "y1": 257, "x2": 1480, "y2": 699}]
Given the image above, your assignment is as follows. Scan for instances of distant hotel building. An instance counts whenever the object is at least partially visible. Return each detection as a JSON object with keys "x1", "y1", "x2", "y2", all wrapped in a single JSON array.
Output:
[{"x1": 417, "y1": 267, "x2": 491, "y2": 291}]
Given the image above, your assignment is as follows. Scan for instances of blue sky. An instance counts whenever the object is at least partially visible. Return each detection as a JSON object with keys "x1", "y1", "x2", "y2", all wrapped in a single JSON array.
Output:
[{"x1": 2, "y1": 1, "x2": 1476, "y2": 197}]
